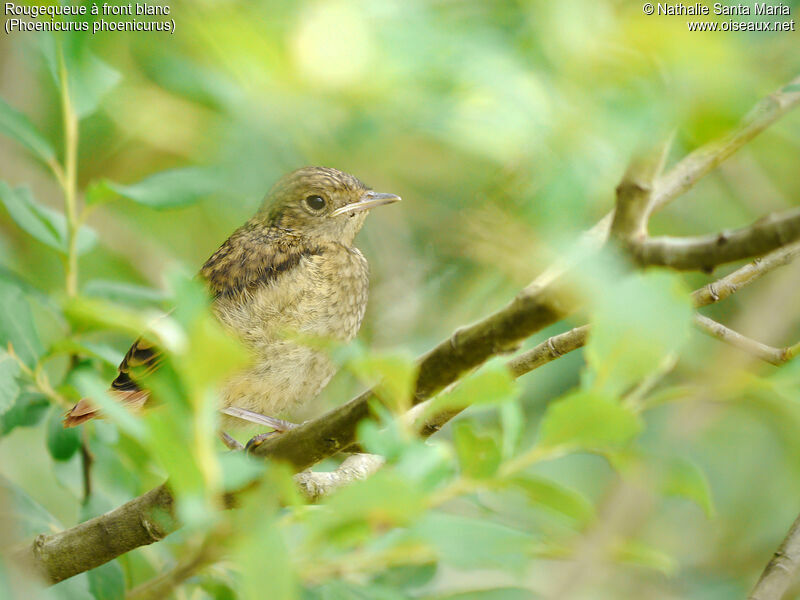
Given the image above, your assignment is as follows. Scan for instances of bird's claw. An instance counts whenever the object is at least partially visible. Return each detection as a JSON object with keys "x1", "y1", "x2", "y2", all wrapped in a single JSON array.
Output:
[
  {"x1": 245, "y1": 432, "x2": 279, "y2": 453},
  {"x1": 219, "y1": 431, "x2": 244, "y2": 451}
]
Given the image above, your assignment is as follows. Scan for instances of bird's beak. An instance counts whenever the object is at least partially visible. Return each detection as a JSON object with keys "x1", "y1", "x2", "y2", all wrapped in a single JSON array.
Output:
[{"x1": 330, "y1": 191, "x2": 401, "y2": 217}]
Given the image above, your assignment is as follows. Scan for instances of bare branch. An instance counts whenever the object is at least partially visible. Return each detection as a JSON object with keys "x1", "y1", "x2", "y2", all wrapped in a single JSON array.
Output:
[
  {"x1": 537, "y1": 74, "x2": 800, "y2": 284},
  {"x1": 15, "y1": 484, "x2": 176, "y2": 585},
  {"x1": 692, "y1": 240, "x2": 800, "y2": 306},
  {"x1": 633, "y1": 208, "x2": 800, "y2": 271},
  {"x1": 749, "y1": 510, "x2": 800, "y2": 600},
  {"x1": 507, "y1": 325, "x2": 590, "y2": 378},
  {"x1": 610, "y1": 140, "x2": 672, "y2": 244},
  {"x1": 693, "y1": 314, "x2": 796, "y2": 366},
  {"x1": 294, "y1": 454, "x2": 385, "y2": 502}
]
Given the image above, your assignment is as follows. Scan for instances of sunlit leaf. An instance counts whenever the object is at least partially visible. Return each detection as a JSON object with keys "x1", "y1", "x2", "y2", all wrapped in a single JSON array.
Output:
[
  {"x1": 453, "y1": 421, "x2": 501, "y2": 479},
  {"x1": 538, "y1": 390, "x2": 641, "y2": 451},
  {"x1": 613, "y1": 539, "x2": 676, "y2": 575},
  {"x1": 662, "y1": 457, "x2": 715, "y2": 518},
  {"x1": 418, "y1": 360, "x2": 518, "y2": 424},
  {"x1": 0, "y1": 182, "x2": 97, "y2": 255},
  {"x1": 0, "y1": 474, "x2": 61, "y2": 537},
  {"x1": 505, "y1": 476, "x2": 594, "y2": 526},
  {"x1": 0, "y1": 96, "x2": 56, "y2": 164},
  {"x1": 349, "y1": 350, "x2": 417, "y2": 413},
  {"x1": 431, "y1": 589, "x2": 537, "y2": 600},
  {"x1": 0, "y1": 280, "x2": 44, "y2": 367},
  {"x1": 584, "y1": 270, "x2": 692, "y2": 396},
  {"x1": 413, "y1": 512, "x2": 537, "y2": 571},
  {"x1": 88, "y1": 167, "x2": 223, "y2": 209},
  {"x1": 83, "y1": 279, "x2": 167, "y2": 308},
  {"x1": 0, "y1": 392, "x2": 48, "y2": 436},
  {"x1": 0, "y1": 349, "x2": 21, "y2": 416},
  {"x1": 500, "y1": 401, "x2": 524, "y2": 459}
]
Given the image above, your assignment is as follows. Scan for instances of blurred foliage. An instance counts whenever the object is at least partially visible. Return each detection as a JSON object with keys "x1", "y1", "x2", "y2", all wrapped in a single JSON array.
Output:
[{"x1": 1, "y1": 1, "x2": 800, "y2": 599}]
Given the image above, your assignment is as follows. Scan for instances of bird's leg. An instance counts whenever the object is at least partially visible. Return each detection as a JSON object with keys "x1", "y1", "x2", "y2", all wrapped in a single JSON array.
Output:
[
  {"x1": 220, "y1": 406, "x2": 301, "y2": 452},
  {"x1": 219, "y1": 431, "x2": 244, "y2": 451}
]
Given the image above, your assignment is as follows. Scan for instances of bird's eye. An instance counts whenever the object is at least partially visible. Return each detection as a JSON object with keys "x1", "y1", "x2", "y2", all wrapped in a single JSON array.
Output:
[{"x1": 305, "y1": 195, "x2": 326, "y2": 211}]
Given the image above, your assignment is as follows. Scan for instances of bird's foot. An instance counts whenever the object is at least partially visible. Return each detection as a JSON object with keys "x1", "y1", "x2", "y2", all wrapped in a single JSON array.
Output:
[
  {"x1": 244, "y1": 431, "x2": 280, "y2": 452},
  {"x1": 220, "y1": 406, "x2": 301, "y2": 452},
  {"x1": 219, "y1": 431, "x2": 244, "y2": 451},
  {"x1": 220, "y1": 406, "x2": 299, "y2": 431}
]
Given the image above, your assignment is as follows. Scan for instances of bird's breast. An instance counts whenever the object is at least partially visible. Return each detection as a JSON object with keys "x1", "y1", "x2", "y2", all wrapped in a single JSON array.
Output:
[{"x1": 213, "y1": 244, "x2": 369, "y2": 349}]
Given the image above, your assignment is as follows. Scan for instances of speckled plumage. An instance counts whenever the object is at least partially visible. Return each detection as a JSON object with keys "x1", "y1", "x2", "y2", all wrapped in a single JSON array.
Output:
[{"x1": 64, "y1": 167, "x2": 399, "y2": 429}]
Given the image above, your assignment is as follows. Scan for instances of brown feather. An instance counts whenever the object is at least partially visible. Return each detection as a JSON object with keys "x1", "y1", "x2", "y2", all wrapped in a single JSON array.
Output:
[{"x1": 63, "y1": 389, "x2": 149, "y2": 428}]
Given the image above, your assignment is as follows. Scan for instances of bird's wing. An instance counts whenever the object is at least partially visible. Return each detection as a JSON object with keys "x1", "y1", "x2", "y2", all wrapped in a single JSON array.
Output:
[
  {"x1": 63, "y1": 336, "x2": 161, "y2": 427},
  {"x1": 64, "y1": 224, "x2": 323, "y2": 428},
  {"x1": 200, "y1": 223, "x2": 323, "y2": 298}
]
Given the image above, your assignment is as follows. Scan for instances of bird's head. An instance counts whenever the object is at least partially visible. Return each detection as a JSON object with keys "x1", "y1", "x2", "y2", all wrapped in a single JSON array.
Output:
[{"x1": 257, "y1": 166, "x2": 400, "y2": 245}]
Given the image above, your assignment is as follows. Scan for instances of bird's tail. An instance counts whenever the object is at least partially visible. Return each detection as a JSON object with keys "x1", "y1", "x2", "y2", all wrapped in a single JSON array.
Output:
[{"x1": 63, "y1": 389, "x2": 149, "y2": 428}]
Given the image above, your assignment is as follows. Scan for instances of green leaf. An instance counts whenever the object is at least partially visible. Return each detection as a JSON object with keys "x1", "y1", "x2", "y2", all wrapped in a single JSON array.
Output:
[
  {"x1": 419, "y1": 360, "x2": 518, "y2": 423},
  {"x1": 89, "y1": 167, "x2": 223, "y2": 209},
  {"x1": 46, "y1": 406, "x2": 82, "y2": 461},
  {"x1": 538, "y1": 390, "x2": 642, "y2": 451},
  {"x1": 349, "y1": 350, "x2": 417, "y2": 412},
  {"x1": 68, "y1": 53, "x2": 121, "y2": 119},
  {"x1": 0, "y1": 280, "x2": 44, "y2": 367},
  {"x1": 41, "y1": 34, "x2": 121, "y2": 120},
  {"x1": 0, "y1": 392, "x2": 48, "y2": 436},
  {"x1": 453, "y1": 421, "x2": 501, "y2": 479},
  {"x1": 783, "y1": 83, "x2": 800, "y2": 93},
  {"x1": 0, "y1": 474, "x2": 62, "y2": 538},
  {"x1": 0, "y1": 349, "x2": 21, "y2": 416},
  {"x1": 0, "y1": 96, "x2": 56, "y2": 163},
  {"x1": 662, "y1": 457, "x2": 715, "y2": 518},
  {"x1": 414, "y1": 512, "x2": 537, "y2": 571},
  {"x1": 83, "y1": 279, "x2": 167, "y2": 307},
  {"x1": 505, "y1": 476, "x2": 594, "y2": 526},
  {"x1": 613, "y1": 539, "x2": 676, "y2": 575},
  {"x1": 432, "y1": 589, "x2": 538, "y2": 600},
  {"x1": 87, "y1": 560, "x2": 125, "y2": 600},
  {"x1": 500, "y1": 401, "x2": 524, "y2": 459},
  {"x1": 0, "y1": 182, "x2": 97, "y2": 255},
  {"x1": 306, "y1": 581, "x2": 408, "y2": 600},
  {"x1": 584, "y1": 270, "x2": 692, "y2": 396}
]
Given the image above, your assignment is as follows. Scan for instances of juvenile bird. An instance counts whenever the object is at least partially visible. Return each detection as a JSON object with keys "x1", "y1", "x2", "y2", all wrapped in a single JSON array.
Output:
[{"x1": 64, "y1": 167, "x2": 400, "y2": 448}]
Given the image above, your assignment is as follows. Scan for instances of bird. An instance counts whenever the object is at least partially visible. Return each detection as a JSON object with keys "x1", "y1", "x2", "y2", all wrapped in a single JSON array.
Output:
[{"x1": 63, "y1": 166, "x2": 401, "y2": 449}]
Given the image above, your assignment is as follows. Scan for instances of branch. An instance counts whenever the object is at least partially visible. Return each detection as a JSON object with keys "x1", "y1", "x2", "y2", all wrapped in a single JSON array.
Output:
[
  {"x1": 633, "y1": 207, "x2": 800, "y2": 271},
  {"x1": 15, "y1": 484, "x2": 176, "y2": 585},
  {"x1": 251, "y1": 277, "x2": 578, "y2": 469},
  {"x1": 537, "y1": 74, "x2": 800, "y2": 284},
  {"x1": 749, "y1": 510, "x2": 800, "y2": 600},
  {"x1": 692, "y1": 239, "x2": 800, "y2": 307},
  {"x1": 610, "y1": 140, "x2": 671, "y2": 245},
  {"x1": 694, "y1": 314, "x2": 799, "y2": 366},
  {"x1": 294, "y1": 454, "x2": 385, "y2": 502}
]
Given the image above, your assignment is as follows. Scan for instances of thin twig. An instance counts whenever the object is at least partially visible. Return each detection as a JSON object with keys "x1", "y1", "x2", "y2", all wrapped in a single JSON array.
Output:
[
  {"x1": 692, "y1": 240, "x2": 800, "y2": 307},
  {"x1": 749, "y1": 511, "x2": 800, "y2": 600},
  {"x1": 693, "y1": 314, "x2": 796, "y2": 366}
]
